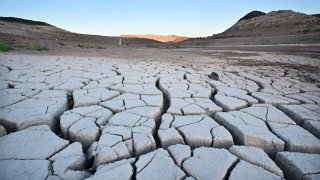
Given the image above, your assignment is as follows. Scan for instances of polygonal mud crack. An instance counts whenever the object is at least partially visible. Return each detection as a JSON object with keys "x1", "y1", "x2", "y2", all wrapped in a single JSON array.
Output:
[
  {"x1": 88, "y1": 106, "x2": 162, "y2": 167},
  {"x1": 159, "y1": 77, "x2": 222, "y2": 116},
  {"x1": 60, "y1": 106, "x2": 113, "y2": 149},
  {"x1": 0, "y1": 90, "x2": 69, "y2": 132},
  {"x1": 158, "y1": 113, "x2": 233, "y2": 149},
  {"x1": 0, "y1": 125, "x2": 90, "y2": 179},
  {"x1": 73, "y1": 88, "x2": 120, "y2": 108},
  {"x1": 86, "y1": 144, "x2": 288, "y2": 179},
  {"x1": 1, "y1": 54, "x2": 320, "y2": 179},
  {"x1": 215, "y1": 104, "x2": 320, "y2": 156},
  {"x1": 276, "y1": 152, "x2": 320, "y2": 180}
]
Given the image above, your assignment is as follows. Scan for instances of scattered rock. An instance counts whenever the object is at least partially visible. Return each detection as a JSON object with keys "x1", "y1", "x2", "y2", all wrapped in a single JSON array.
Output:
[{"x1": 209, "y1": 72, "x2": 219, "y2": 80}]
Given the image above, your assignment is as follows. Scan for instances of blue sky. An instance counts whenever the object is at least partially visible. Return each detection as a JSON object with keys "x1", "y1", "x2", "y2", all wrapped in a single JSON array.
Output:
[{"x1": 1, "y1": 0, "x2": 319, "y2": 37}]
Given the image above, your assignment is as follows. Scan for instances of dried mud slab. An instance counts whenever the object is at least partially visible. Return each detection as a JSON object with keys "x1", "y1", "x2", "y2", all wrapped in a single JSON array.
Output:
[
  {"x1": 0, "y1": 125, "x2": 90, "y2": 180},
  {"x1": 0, "y1": 90, "x2": 68, "y2": 132},
  {"x1": 0, "y1": 54, "x2": 320, "y2": 179}
]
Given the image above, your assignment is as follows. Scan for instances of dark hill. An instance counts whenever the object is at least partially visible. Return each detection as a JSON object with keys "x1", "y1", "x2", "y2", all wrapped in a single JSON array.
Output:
[
  {"x1": 238, "y1": 11, "x2": 266, "y2": 22},
  {"x1": 217, "y1": 10, "x2": 320, "y2": 37},
  {"x1": 312, "y1": 14, "x2": 320, "y2": 18},
  {"x1": 0, "y1": 16, "x2": 161, "y2": 48},
  {"x1": 181, "y1": 10, "x2": 320, "y2": 46},
  {"x1": 0, "y1": 17, "x2": 51, "y2": 26}
]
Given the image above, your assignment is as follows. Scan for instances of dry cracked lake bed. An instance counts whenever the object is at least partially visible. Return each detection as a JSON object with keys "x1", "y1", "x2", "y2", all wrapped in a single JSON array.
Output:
[{"x1": 0, "y1": 51, "x2": 320, "y2": 180}]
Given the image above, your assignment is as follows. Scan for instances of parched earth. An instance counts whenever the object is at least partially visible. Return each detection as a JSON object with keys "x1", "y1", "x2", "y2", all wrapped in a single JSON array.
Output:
[{"x1": 0, "y1": 53, "x2": 320, "y2": 180}]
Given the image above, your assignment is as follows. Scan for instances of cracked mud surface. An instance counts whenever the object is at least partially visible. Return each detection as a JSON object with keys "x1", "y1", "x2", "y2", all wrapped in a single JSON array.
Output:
[{"x1": 0, "y1": 53, "x2": 320, "y2": 180}]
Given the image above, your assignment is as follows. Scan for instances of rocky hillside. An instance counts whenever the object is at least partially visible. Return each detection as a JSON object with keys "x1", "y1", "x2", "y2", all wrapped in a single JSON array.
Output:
[
  {"x1": 0, "y1": 17, "x2": 53, "y2": 26},
  {"x1": 121, "y1": 34, "x2": 190, "y2": 43},
  {"x1": 238, "y1": 11, "x2": 266, "y2": 22},
  {"x1": 312, "y1": 14, "x2": 320, "y2": 18},
  {"x1": 216, "y1": 10, "x2": 320, "y2": 38},
  {"x1": 0, "y1": 17, "x2": 160, "y2": 47},
  {"x1": 0, "y1": 17, "x2": 68, "y2": 36}
]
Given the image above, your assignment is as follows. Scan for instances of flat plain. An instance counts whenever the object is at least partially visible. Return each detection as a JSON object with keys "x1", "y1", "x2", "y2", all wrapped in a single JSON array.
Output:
[{"x1": 0, "y1": 46, "x2": 320, "y2": 179}]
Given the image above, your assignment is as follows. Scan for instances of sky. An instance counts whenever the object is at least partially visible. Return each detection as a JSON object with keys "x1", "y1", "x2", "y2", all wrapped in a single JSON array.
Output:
[{"x1": 1, "y1": 0, "x2": 320, "y2": 37}]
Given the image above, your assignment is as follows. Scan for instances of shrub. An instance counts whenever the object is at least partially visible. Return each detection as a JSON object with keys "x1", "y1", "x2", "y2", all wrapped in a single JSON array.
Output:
[
  {"x1": 97, "y1": 45, "x2": 106, "y2": 49},
  {"x1": 0, "y1": 43, "x2": 14, "y2": 52},
  {"x1": 14, "y1": 45, "x2": 25, "y2": 48},
  {"x1": 146, "y1": 44, "x2": 160, "y2": 48},
  {"x1": 26, "y1": 44, "x2": 48, "y2": 51},
  {"x1": 78, "y1": 43, "x2": 106, "y2": 49}
]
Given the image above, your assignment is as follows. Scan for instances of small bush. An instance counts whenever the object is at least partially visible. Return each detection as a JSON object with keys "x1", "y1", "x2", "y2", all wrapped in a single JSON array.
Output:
[
  {"x1": 0, "y1": 43, "x2": 14, "y2": 52},
  {"x1": 26, "y1": 44, "x2": 48, "y2": 51},
  {"x1": 97, "y1": 45, "x2": 106, "y2": 49},
  {"x1": 165, "y1": 45, "x2": 184, "y2": 49},
  {"x1": 77, "y1": 43, "x2": 106, "y2": 49},
  {"x1": 58, "y1": 42, "x2": 66, "y2": 46},
  {"x1": 14, "y1": 45, "x2": 25, "y2": 48},
  {"x1": 146, "y1": 44, "x2": 160, "y2": 48},
  {"x1": 300, "y1": 29, "x2": 311, "y2": 34}
]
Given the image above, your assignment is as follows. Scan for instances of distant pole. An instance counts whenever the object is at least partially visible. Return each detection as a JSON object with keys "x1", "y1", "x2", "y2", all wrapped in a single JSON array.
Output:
[{"x1": 119, "y1": 38, "x2": 122, "y2": 47}]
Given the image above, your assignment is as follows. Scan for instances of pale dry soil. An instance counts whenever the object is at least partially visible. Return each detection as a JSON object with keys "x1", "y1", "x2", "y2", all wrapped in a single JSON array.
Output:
[{"x1": 0, "y1": 48, "x2": 320, "y2": 180}]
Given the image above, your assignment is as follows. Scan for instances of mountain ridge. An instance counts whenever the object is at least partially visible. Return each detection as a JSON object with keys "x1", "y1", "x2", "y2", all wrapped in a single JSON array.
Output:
[
  {"x1": 238, "y1": 11, "x2": 266, "y2": 22},
  {"x1": 0, "y1": 17, "x2": 52, "y2": 26},
  {"x1": 0, "y1": 16, "x2": 161, "y2": 47},
  {"x1": 121, "y1": 34, "x2": 190, "y2": 43},
  {"x1": 181, "y1": 10, "x2": 320, "y2": 46},
  {"x1": 1, "y1": 9, "x2": 320, "y2": 48},
  {"x1": 216, "y1": 10, "x2": 320, "y2": 38}
]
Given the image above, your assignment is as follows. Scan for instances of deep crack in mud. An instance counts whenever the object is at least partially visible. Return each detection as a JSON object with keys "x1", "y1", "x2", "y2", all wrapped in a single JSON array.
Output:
[{"x1": 0, "y1": 54, "x2": 319, "y2": 180}]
